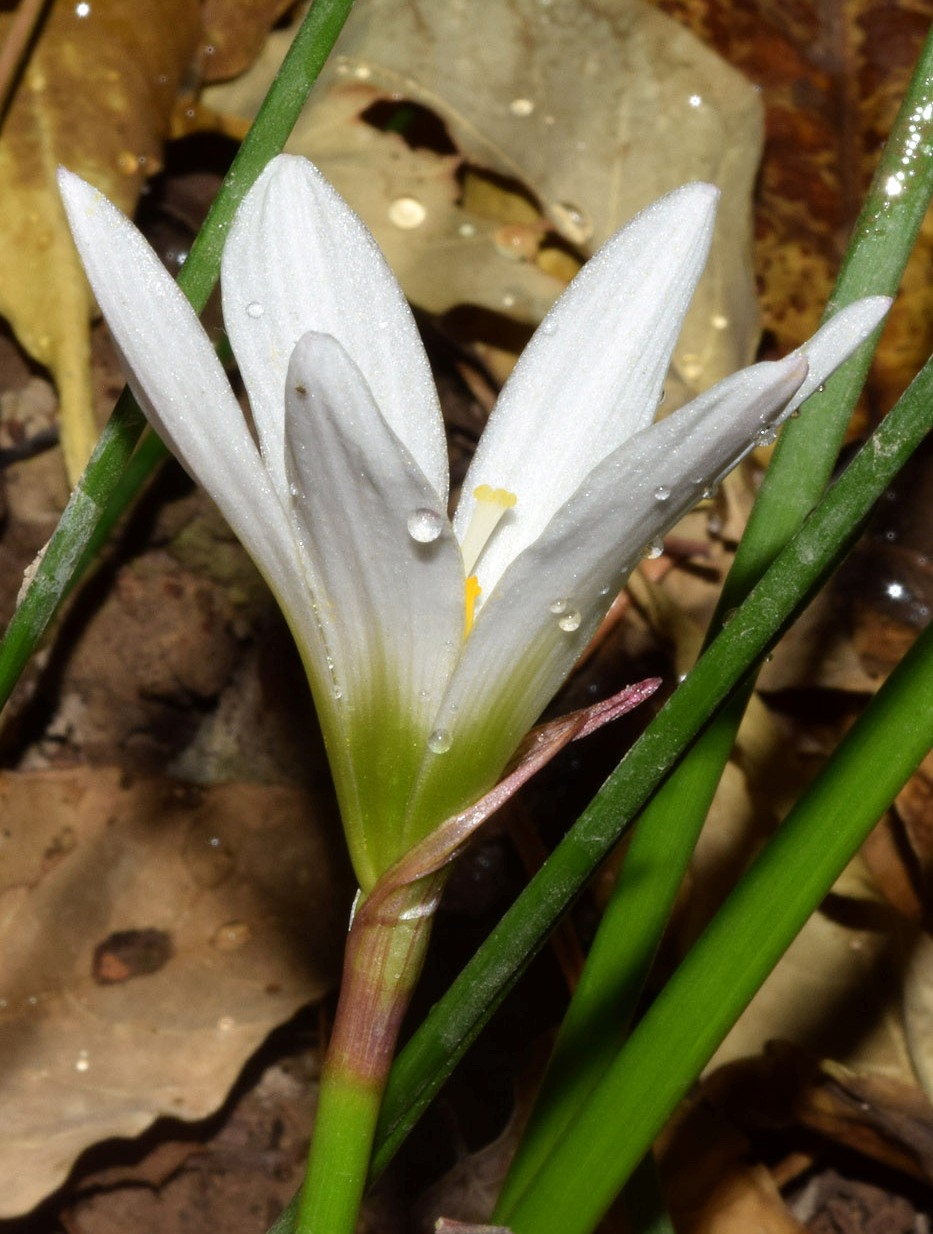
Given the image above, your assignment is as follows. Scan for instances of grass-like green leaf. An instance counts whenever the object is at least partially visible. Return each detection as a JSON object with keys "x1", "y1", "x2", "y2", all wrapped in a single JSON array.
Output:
[
  {"x1": 374, "y1": 349, "x2": 933, "y2": 1179},
  {"x1": 495, "y1": 26, "x2": 933, "y2": 1213},
  {"x1": 497, "y1": 611, "x2": 933, "y2": 1234}
]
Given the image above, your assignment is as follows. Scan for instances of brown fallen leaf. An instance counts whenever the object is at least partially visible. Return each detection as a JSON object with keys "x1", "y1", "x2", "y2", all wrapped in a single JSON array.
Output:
[
  {"x1": 206, "y1": 0, "x2": 764, "y2": 405},
  {"x1": 660, "y1": 1087, "x2": 809, "y2": 1233},
  {"x1": 706, "y1": 1041, "x2": 933, "y2": 1187},
  {"x1": 653, "y1": 0, "x2": 932, "y2": 418},
  {"x1": 0, "y1": 765, "x2": 350, "y2": 1217},
  {"x1": 199, "y1": 0, "x2": 295, "y2": 83},
  {"x1": 0, "y1": 0, "x2": 201, "y2": 479}
]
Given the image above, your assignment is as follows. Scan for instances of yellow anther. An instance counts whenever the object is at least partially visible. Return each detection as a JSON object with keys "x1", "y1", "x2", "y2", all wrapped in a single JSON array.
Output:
[
  {"x1": 460, "y1": 483, "x2": 518, "y2": 575},
  {"x1": 473, "y1": 484, "x2": 517, "y2": 509},
  {"x1": 464, "y1": 575, "x2": 482, "y2": 638}
]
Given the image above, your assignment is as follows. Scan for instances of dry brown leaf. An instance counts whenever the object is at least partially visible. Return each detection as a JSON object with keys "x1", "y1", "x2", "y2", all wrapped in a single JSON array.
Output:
[
  {"x1": 709, "y1": 878, "x2": 913, "y2": 1082},
  {"x1": 0, "y1": 765, "x2": 349, "y2": 1217},
  {"x1": 199, "y1": 0, "x2": 295, "y2": 83},
  {"x1": 206, "y1": 0, "x2": 764, "y2": 404},
  {"x1": 705, "y1": 1042, "x2": 933, "y2": 1187},
  {"x1": 654, "y1": 0, "x2": 933, "y2": 416},
  {"x1": 0, "y1": 0, "x2": 201, "y2": 478},
  {"x1": 660, "y1": 1089, "x2": 809, "y2": 1233}
]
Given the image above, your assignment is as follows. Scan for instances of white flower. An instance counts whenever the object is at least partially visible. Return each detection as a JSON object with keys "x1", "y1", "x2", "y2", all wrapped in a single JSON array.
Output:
[{"x1": 59, "y1": 156, "x2": 888, "y2": 890}]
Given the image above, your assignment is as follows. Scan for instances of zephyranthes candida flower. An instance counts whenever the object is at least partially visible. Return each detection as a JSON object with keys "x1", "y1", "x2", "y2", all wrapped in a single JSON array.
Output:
[{"x1": 59, "y1": 156, "x2": 888, "y2": 890}]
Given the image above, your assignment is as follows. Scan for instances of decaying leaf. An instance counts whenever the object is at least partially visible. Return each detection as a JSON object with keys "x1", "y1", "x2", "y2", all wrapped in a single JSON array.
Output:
[
  {"x1": 0, "y1": 0, "x2": 201, "y2": 479},
  {"x1": 660, "y1": 1090, "x2": 810, "y2": 1233},
  {"x1": 206, "y1": 0, "x2": 764, "y2": 405},
  {"x1": 654, "y1": 0, "x2": 933, "y2": 415},
  {"x1": 0, "y1": 766, "x2": 349, "y2": 1217},
  {"x1": 199, "y1": 0, "x2": 297, "y2": 83}
]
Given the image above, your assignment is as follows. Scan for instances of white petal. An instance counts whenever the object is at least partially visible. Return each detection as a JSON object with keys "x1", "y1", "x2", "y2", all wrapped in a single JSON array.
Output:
[
  {"x1": 783, "y1": 295, "x2": 892, "y2": 412},
  {"x1": 57, "y1": 168, "x2": 311, "y2": 636},
  {"x1": 416, "y1": 352, "x2": 809, "y2": 807},
  {"x1": 453, "y1": 183, "x2": 719, "y2": 595},
  {"x1": 284, "y1": 332, "x2": 464, "y2": 884},
  {"x1": 221, "y1": 155, "x2": 448, "y2": 503}
]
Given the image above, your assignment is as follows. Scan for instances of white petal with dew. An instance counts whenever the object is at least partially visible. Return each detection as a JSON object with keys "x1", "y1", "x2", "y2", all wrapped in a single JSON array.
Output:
[
  {"x1": 222, "y1": 155, "x2": 448, "y2": 503},
  {"x1": 430, "y1": 354, "x2": 810, "y2": 777},
  {"x1": 57, "y1": 168, "x2": 310, "y2": 632},
  {"x1": 453, "y1": 183, "x2": 719, "y2": 596},
  {"x1": 284, "y1": 332, "x2": 464, "y2": 880}
]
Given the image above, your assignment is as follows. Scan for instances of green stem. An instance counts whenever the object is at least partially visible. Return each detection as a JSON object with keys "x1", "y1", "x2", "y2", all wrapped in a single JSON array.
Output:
[
  {"x1": 498, "y1": 616, "x2": 933, "y2": 1234},
  {"x1": 492, "y1": 24, "x2": 933, "y2": 1212},
  {"x1": 298, "y1": 879, "x2": 439, "y2": 1234}
]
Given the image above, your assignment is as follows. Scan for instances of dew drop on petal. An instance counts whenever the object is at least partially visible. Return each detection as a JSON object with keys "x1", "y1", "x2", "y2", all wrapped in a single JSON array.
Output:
[
  {"x1": 74, "y1": 1050, "x2": 90, "y2": 1072},
  {"x1": 332, "y1": 685, "x2": 343, "y2": 701},
  {"x1": 756, "y1": 426, "x2": 778, "y2": 447},
  {"x1": 428, "y1": 729, "x2": 452, "y2": 754},
  {"x1": 510, "y1": 97, "x2": 535, "y2": 116},
  {"x1": 653, "y1": 485, "x2": 671, "y2": 502},
  {"x1": 558, "y1": 609, "x2": 582, "y2": 632},
  {"x1": 407, "y1": 508, "x2": 444, "y2": 543},
  {"x1": 246, "y1": 301, "x2": 264, "y2": 318},
  {"x1": 548, "y1": 598, "x2": 569, "y2": 615},
  {"x1": 643, "y1": 539, "x2": 664, "y2": 560},
  {"x1": 389, "y1": 196, "x2": 427, "y2": 229}
]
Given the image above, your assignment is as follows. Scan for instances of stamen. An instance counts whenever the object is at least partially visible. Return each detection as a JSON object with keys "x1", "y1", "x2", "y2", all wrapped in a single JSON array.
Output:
[
  {"x1": 464, "y1": 575, "x2": 482, "y2": 638},
  {"x1": 460, "y1": 484, "x2": 517, "y2": 576}
]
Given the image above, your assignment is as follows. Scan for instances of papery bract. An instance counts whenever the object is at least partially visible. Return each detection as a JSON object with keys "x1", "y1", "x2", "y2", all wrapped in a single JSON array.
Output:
[{"x1": 59, "y1": 155, "x2": 890, "y2": 890}]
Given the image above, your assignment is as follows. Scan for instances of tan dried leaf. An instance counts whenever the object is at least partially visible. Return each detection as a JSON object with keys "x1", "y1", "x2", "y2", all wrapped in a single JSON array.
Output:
[
  {"x1": 207, "y1": 0, "x2": 764, "y2": 403},
  {"x1": 0, "y1": 0, "x2": 201, "y2": 479},
  {"x1": 0, "y1": 766, "x2": 348, "y2": 1217}
]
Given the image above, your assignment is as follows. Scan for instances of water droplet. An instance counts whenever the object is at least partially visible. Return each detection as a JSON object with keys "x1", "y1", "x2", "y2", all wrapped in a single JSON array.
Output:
[
  {"x1": 428, "y1": 729, "x2": 452, "y2": 754},
  {"x1": 389, "y1": 196, "x2": 427, "y2": 229},
  {"x1": 212, "y1": 921, "x2": 252, "y2": 951},
  {"x1": 183, "y1": 822, "x2": 236, "y2": 888},
  {"x1": 558, "y1": 610, "x2": 582, "y2": 632},
  {"x1": 654, "y1": 485, "x2": 671, "y2": 502},
  {"x1": 552, "y1": 201, "x2": 593, "y2": 244},
  {"x1": 710, "y1": 313, "x2": 729, "y2": 330},
  {"x1": 701, "y1": 484, "x2": 719, "y2": 501},
  {"x1": 549, "y1": 598, "x2": 568, "y2": 615},
  {"x1": 756, "y1": 426, "x2": 778, "y2": 447},
  {"x1": 510, "y1": 97, "x2": 535, "y2": 117},
  {"x1": 246, "y1": 301, "x2": 264, "y2": 318},
  {"x1": 216, "y1": 1015, "x2": 236, "y2": 1032},
  {"x1": 458, "y1": 222, "x2": 476, "y2": 238},
  {"x1": 74, "y1": 1050, "x2": 90, "y2": 1073},
  {"x1": 332, "y1": 685, "x2": 343, "y2": 701},
  {"x1": 407, "y1": 508, "x2": 444, "y2": 543},
  {"x1": 643, "y1": 539, "x2": 664, "y2": 560}
]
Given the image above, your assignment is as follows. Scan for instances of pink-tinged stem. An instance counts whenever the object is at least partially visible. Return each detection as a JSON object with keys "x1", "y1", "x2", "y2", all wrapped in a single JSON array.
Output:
[{"x1": 296, "y1": 875, "x2": 441, "y2": 1234}]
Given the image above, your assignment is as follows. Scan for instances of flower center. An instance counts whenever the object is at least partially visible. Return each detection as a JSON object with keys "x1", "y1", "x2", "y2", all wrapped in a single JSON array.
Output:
[{"x1": 460, "y1": 484, "x2": 517, "y2": 636}]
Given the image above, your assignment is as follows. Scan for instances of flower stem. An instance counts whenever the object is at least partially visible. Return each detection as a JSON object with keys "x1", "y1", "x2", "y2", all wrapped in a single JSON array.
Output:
[{"x1": 297, "y1": 879, "x2": 439, "y2": 1234}]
